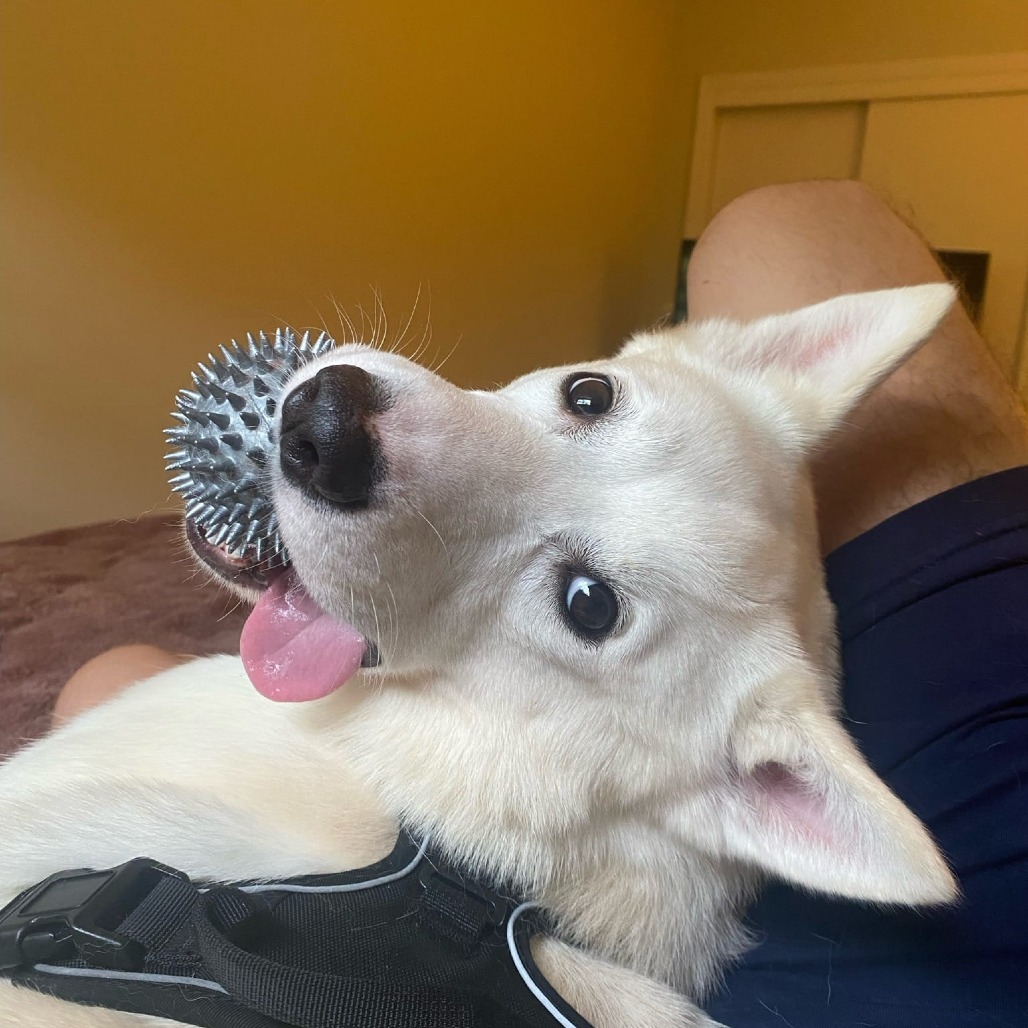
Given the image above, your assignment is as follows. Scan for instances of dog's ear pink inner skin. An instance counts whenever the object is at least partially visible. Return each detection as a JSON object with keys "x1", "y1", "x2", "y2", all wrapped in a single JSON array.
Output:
[
  {"x1": 703, "y1": 692, "x2": 958, "y2": 906},
  {"x1": 240, "y1": 570, "x2": 366, "y2": 702},
  {"x1": 720, "y1": 282, "x2": 956, "y2": 437}
]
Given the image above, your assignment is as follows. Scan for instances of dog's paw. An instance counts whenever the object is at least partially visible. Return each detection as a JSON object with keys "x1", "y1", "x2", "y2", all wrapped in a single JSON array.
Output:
[{"x1": 531, "y1": 935, "x2": 723, "y2": 1028}]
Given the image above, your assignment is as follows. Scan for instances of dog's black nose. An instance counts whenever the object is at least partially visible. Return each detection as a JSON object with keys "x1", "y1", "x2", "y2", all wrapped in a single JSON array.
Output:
[{"x1": 279, "y1": 364, "x2": 385, "y2": 508}]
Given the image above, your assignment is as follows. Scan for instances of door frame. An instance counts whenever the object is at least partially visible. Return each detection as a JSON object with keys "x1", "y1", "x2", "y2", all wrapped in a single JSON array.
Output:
[{"x1": 684, "y1": 51, "x2": 1028, "y2": 236}]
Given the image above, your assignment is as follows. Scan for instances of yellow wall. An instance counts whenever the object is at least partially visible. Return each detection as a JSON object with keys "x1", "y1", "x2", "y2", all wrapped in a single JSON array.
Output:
[
  {"x1": 3, "y1": 1, "x2": 1026, "y2": 539},
  {"x1": 672, "y1": 0, "x2": 1028, "y2": 196},
  {"x1": 0, "y1": 1, "x2": 692, "y2": 539}
]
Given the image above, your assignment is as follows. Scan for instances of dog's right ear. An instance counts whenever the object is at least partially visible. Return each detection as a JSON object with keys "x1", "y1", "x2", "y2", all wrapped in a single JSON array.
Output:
[
  {"x1": 643, "y1": 283, "x2": 955, "y2": 446},
  {"x1": 732, "y1": 283, "x2": 954, "y2": 441}
]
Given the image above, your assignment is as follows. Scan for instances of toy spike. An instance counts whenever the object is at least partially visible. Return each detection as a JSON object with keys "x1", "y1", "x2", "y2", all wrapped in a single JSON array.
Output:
[{"x1": 166, "y1": 326, "x2": 336, "y2": 570}]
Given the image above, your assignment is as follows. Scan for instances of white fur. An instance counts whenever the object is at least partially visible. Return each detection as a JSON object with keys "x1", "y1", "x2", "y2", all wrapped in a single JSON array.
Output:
[{"x1": 0, "y1": 284, "x2": 957, "y2": 1027}]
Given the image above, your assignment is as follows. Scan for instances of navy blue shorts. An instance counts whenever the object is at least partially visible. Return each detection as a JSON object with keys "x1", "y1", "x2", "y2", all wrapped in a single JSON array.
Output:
[{"x1": 706, "y1": 466, "x2": 1028, "y2": 1028}]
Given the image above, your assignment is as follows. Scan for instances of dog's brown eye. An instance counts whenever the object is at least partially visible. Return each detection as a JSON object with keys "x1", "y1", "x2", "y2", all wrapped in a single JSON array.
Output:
[
  {"x1": 565, "y1": 374, "x2": 613, "y2": 417},
  {"x1": 565, "y1": 574, "x2": 618, "y2": 638}
]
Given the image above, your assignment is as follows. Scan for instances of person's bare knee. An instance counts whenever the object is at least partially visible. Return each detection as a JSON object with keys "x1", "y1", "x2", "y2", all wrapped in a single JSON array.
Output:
[
  {"x1": 687, "y1": 179, "x2": 1028, "y2": 552},
  {"x1": 688, "y1": 180, "x2": 945, "y2": 320},
  {"x1": 53, "y1": 644, "x2": 189, "y2": 725}
]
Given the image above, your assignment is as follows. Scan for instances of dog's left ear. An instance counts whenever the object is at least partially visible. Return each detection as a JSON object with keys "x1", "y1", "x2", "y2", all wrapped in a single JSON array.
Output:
[
  {"x1": 704, "y1": 683, "x2": 958, "y2": 906},
  {"x1": 701, "y1": 283, "x2": 955, "y2": 442}
]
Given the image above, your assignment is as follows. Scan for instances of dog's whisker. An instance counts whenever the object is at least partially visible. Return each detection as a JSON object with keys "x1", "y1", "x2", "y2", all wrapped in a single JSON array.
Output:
[
  {"x1": 428, "y1": 333, "x2": 461, "y2": 375},
  {"x1": 382, "y1": 577, "x2": 400, "y2": 660},
  {"x1": 326, "y1": 294, "x2": 351, "y2": 345},
  {"x1": 372, "y1": 287, "x2": 388, "y2": 353},
  {"x1": 392, "y1": 283, "x2": 423, "y2": 358},
  {"x1": 330, "y1": 295, "x2": 365, "y2": 348},
  {"x1": 407, "y1": 502, "x2": 449, "y2": 560},
  {"x1": 367, "y1": 588, "x2": 383, "y2": 669},
  {"x1": 338, "y1": 303, "x2": 362, "y2": 346},
  {"x1": 309, "y1": 300, "x2": 334, "y2": 344},
  {"x1": 354, "y1": 300, "x2": 376, "y2": 350},
  {"x1": 411, "y1": 316, "x2": 434, "y2": 366},
  {"x1": 369, "y1": 548, "x2": 398, "y2": 657},
  {"x1": 368, "y1": 293, "x2": 380, "y2": 349},
  {"x1": 216, "y1": 595, "x2": 246, "y2": 623}
]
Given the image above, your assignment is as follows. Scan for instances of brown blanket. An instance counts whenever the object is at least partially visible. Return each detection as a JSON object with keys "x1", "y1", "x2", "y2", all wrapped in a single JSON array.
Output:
[{"x1": 0, "y1": 517, "x2": 247, "y2": 758}]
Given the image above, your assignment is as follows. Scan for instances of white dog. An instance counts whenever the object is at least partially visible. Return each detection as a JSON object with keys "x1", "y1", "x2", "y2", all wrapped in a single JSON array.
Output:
[{"x1": 0, "y1": 283, "x2": 957, "y2": 1027}]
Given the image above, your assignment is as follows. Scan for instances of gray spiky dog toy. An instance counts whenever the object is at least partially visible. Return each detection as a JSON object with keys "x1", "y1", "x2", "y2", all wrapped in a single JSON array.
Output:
[{"x1": 166, "y1": 328, "x2": 335, "y2": 568}]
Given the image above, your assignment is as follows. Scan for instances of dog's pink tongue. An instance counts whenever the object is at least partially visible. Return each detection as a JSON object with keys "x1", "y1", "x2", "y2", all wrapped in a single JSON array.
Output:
[{"x1": 241, "y1": 571, "x2": 366, "y2": 702}]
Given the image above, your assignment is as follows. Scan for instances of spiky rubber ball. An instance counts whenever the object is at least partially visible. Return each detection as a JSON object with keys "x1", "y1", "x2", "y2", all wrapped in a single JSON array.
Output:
[{"x1": 165, "y1": 328, "x2": 335, "y2": 569}]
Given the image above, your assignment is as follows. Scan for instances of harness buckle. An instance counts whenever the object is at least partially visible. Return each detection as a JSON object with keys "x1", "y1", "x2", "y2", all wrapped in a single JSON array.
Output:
[{"x1": 0, "y1": 857, "x2": 188, "y2": 972}]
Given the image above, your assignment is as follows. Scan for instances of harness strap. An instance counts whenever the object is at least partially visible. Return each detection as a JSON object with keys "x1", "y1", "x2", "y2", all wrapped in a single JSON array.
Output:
[
  {"x1": 193, "y1": 893, "x2": 477, "y2": 1028},
  {"x1": 2, "y1": 836, "x2": 599, "y2": 1028}
]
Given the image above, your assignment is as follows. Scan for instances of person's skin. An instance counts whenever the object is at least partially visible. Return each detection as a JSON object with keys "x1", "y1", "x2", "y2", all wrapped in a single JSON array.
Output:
[
  {"x1": 54, "y1": 179, "x2": 1028, "y2": 722},
  {"x1": 687, "y1": 179, "x2": 1028, "y2": 554},
  {"x1": 52, "y1": 644, "x2": 190, "y2": 724}
]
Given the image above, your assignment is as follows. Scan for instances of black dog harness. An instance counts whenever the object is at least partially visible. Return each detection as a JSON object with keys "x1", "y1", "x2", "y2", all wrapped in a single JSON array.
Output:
[{"x1": 0, "y1": 831, "x2": 596, "y2": 1027}]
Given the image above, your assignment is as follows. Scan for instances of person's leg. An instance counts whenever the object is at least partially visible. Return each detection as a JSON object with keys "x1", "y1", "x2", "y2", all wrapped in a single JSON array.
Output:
[
  {"x1": 53, "y1": 644, "x2": 189, "y2": 725},
  {"x1": 687, "y1": 179, "x2": 1028, "y2": 553}
]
